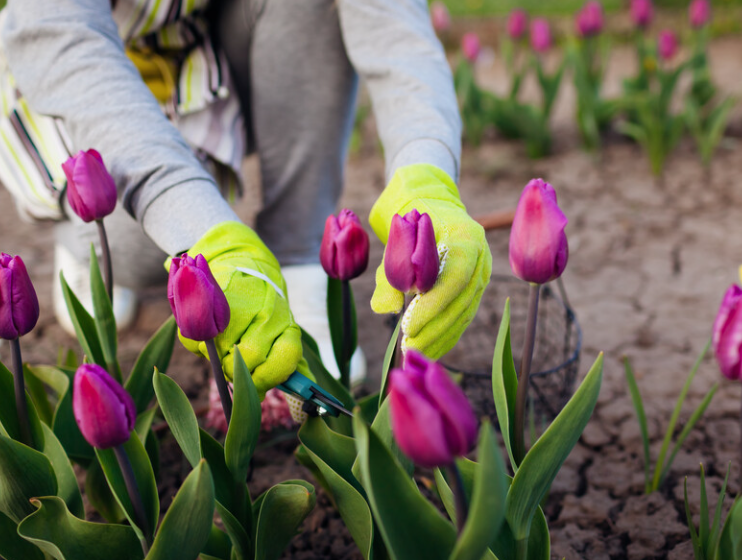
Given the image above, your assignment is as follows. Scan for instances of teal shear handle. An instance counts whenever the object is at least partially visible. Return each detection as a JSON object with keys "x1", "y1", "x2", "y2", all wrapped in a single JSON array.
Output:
[{"x1": 278, "y1": 372, "x2": 353, "y2": 418}]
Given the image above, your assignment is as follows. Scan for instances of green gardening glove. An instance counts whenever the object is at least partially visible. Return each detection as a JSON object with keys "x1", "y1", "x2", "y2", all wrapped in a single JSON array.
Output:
[
  {"x1": 177, "y1": 221, "x2": 311, "y2": 398},
  {"x1": 370, "y1": 164, "x2": 492, "y2": 358}
]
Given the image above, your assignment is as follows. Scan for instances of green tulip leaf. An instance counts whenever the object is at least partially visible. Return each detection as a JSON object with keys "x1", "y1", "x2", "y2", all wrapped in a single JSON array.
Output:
[
  {"x1": 378, "y1": 317, "x2": 402, "y2": 407},
  {"x1": 327, "y1": 277, "x2": 358, "y2": 381},
  {"x1": 146, "y1": 460, "x2": 215, "y2": 560},
  {"x1": 85, "y1": 458, "x2": 126, "y2": 523},
  {"x1": 298, "y1": 417, "x2": 372, "y2": 558},
  {"x1": 352, "y1": 398, "x2": 413, "y2": 480},
  {"x1": 153, "y1": 369, "x2": 201, "y2": 468},
  {"x1": 0, "y1": 360, "x2": 45, "y2": 449},
  {"x1": 353, "y1": 413, "x2": 456, "y2": 560},
  {"x1": 96, "y1": 432, "x2": 159, "y2": 542},
  {"x1": 357, "y1": 392, "x2": 380, "y2": 425},
  {"x1": 0, "y1": 510, "x2": 44, "y2": 560},
  {"x1": 125, "y1": 317, "x2": 177, "y2": 413},
  {"x1": 201, "y1": 525, "x2": 233, "y2": 560},
  {"x1": 719, "y1": 497, "x2": 742, "y2": 560},
  {"x1": 506, "y1": 353, "x2": 603, "y2": 542},
  {"x1": 0, "y1": 434, "x2": 57, "y2": 522},
  {"x1": 59, "y1": 270, "x2": 106, "y2": 367},
  {"x1": 491, "y1": 299, "x2": 518, "y2": 470},
  {"x1": 23, "y1": 364, "x2": 54, "y2": 426},
  {"x1": 18, "y1": 496, "x2": 143, "y2": 560},
  {"x1": 89, "y1": 247, "x2": 121, "y2": 382},
  {"x1": 254, "y1": 480, "x2": 316, "y2": 560},
  {"x1": 134, "y1": 406, "x2": 159, "y2": 445},
  {"x1": 225, "y1": 349, "x2": 261, "y2": 482},
  {"x1": 449, "y1": 422, "x2": 508, "y2": 560},
  {"x1": 40, "y1": 423, "x2": 84, "y2": 519},
  {"x1": 200, "y1": 429, "x2": 252, "y2": 556}
]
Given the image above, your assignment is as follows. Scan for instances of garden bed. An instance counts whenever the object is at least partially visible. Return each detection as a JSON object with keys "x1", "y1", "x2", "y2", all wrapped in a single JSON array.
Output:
[{"x1": 4, "y1": 36, "x2": 742, "y2": 560}]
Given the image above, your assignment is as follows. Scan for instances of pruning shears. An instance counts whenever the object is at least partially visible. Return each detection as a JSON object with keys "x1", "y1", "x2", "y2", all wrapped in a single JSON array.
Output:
[{"x1": 278, "y1": 372, "x2": 354, "y2": 418}]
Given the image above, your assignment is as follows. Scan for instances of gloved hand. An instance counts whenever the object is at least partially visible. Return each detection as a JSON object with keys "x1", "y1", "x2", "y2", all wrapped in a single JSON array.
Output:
[
  {"x1": 370, "y1": 164, "x2": 492, "y2": 358},
  {"x1": 176, "y1": 221, "x2": 310, "y2": 398}
]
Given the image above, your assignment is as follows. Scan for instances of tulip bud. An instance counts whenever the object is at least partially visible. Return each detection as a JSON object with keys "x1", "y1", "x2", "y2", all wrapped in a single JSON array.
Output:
[
  {"x1": 385, "y1": 209, "x2": 439, "y2": 294},
  {"x1": 0, "y1": 253, "x2": 39, "y2": 340},
  {"x1": 73, "y1": 364, "x2": 136, "y2": 449},
  {"x1": 461, "y1": 33, "x2": 481, "y2": 63},
  {"x1": 319, "y1": 209, "x2": 370, "y2": 281},
  {"x1": 712, "y1": 285, "x2": 742, "y2": 381},
  {"x1": 576, "y1": 1, "x2": 604, "y2": 38},
  {"x1": 507, "y1": 9, "x2": 528, "y2": 40},
  {"x1": 689, "y1": 0, "x2": 710, "y2": 28},
  {"x1": 389, "y1": 350, "x2": 477, "y2": 468},
  {"x1": 509, "y1": 178, "x2": 569, "y2": 285},
  {"x1": 658, "y1": 30, "x2": 678, "y2": 61},
  {"x1": 430, "y1": 1, "x2": 451, "y2": 34},
  {"x1": 530, "y1": 18, "x2": 553, "y2": 53},
  {"x1": 630, "y1": 0, "x2": 654, "y2": 29},
  {"x1": 62, "y1": 149, "x2": 117, "y2": 223},
  {"x1": 168, "y1": 254, "x2": 230, "y2": 341}
]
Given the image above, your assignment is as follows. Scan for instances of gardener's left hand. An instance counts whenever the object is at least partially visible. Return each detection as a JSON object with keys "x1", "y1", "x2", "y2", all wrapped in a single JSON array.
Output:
[{"x1": 370, "y1": 164, "x2": 492, "y2": 359}]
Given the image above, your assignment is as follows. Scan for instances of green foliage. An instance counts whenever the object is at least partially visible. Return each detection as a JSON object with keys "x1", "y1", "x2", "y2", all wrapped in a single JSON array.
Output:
[
  {"x1": 624, "y1": 343, "x2": 717, "y2": 494},
  {"x1": 684, "y1": 463, "x2": 730, "y2": 560}
]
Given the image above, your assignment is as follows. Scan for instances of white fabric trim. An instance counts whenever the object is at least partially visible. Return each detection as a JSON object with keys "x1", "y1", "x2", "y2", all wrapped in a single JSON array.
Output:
[{"x1": 235, "y1": 266, "x2": 286, "y2": 299}]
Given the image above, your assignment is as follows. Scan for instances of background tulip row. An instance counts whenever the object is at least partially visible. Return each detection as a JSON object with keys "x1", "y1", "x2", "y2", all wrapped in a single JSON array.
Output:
[{"x1": 427, "y1": 0, "x2": 732, "y2": 179}]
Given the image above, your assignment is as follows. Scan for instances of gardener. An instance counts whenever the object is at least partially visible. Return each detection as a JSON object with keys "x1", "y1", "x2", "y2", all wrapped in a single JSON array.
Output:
[{"x1": 0, "y1": 0, "x2": 491, "y2": 393}]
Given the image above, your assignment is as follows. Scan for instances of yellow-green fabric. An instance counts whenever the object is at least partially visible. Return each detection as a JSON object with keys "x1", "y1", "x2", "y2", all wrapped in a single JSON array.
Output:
[
  {"x1": 176, "y1": 221, "x2": 310, "y2": 398},
  {"x1": 369, "y1": 164, "x2": 492, "y2": 359}
]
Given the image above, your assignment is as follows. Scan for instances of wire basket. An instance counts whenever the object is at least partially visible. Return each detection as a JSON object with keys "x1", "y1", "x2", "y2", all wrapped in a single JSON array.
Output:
[{"x1": 442, "y1": 275, "x2": 582, "y2": 423}]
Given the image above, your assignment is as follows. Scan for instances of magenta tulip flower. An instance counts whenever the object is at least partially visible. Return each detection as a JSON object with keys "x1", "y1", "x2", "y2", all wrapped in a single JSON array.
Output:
[
  {"x1": 388, "y1": 350, "x2": 477, "y2": 468},
  {"x1": 385, "y1": 209, "x2": 439, "y2": 294},
  {"x1": 509, "y1": 178, "x2": 569, "y2": 285},
  {"x1": 689, "y1": 0, "x2": 710, "y2": 28},
  {"x1": 430, "y1": 1, "x2": 451, "y2": 34},
  {"x1": 461, "y1": 32, "x2": 481, "y2": 63},
  {"x1": 73, "y1": 364, "x2": 136, "y2": 449},
  {"x1": 658, "y1": 30, "x2": 679, "y2": 61},
  {"x1": 630, "y1": 0, "x2": 654, "y2": 29},
  {"x1": 507, "y1": 8, "x2": 528, "y2": 40},
  {"x1": 168, "y1": 254, "x2": 230, "y2": 341},
  {"x1": 320, "y1": 209, "x2": 370, "y2": 281},
  {"x1": 712, "y1": 285, "x2": 742, "y2": 381},
  {"x1": 62, "y1": 149, "x2": 117, "y2": 223},
  {"x1": 576, "y1": 1, "x2": 604, "y2": 38},
  {"x1": 0, "y1": 253, "x2": 39, "y2": 340},
  {"x1": 530, "y1": 18, "x2": 552, "y2": 53}
]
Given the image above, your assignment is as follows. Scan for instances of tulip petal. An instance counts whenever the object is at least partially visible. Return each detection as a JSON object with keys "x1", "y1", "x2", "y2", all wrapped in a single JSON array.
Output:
[
  {"x1": 411, "y1": 212, "x2": 439, "y2": 293},
  {"x1": 8, "y1": 256, "x2": 39, "y2": 336},
  {"x1": 713, "y1": 285, "x2": 742, "y2": 380},
  {"x1": 385, "y1": 214, "x2": 418, "y2": 293},
  {"x1": 172, "y1": 265, "x2": 222, "y2": 341},
  {"x1": 0, "y1": 268, "x2": 17, "y2": 339}
]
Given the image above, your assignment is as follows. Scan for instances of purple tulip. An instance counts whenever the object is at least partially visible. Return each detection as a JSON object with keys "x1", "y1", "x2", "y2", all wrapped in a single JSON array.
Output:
[
  {"x1": 73, "y1": 364, "x2": 136, "y2": 449},
  {"x1": 712, "y1": 285, "x2": 742, "y2": 381},
  {"x1": 320, "y1": 209, "x2": 370, "y2": 281},
  {"x1": 461, "y1": 33, "x2": 481, "y2": 63},
  {"x1": 630, "y1": 0, "x2": 654, "y2": 29},
  {"x1": 388, "y1": 350, "x2": 478, "y2": 468},
  {"x1": 385, "y1": 209, "x2": 439, "y2": 294},
  {"x1": 509, "y1": 179, "x2": 569, "y2": 285},
  {"x1": 530, "y1": 18, "x2": 553, "y2": 53},
  {"x1": 658, "y1": 30, "x2": 679, "y2": 61},
  {"x1": 168, "y1": 254, "x2": 230, "y2": 341},
  {"x1": 576, "y1": 1, "x2": 604, "y2": 38},
  {"x1": 62, "y1": 149, "x2": 117, "y2": 223},
  {"x1": 689, "y1": 0, "x2": 710, "y2": 28},
  {"x1": 430, "y1": 1, "x2": 451, "y2": 34},
  {"x1": 507, "y1": 8, "x2": 528, "y2": 40},
  {"x1": 0, "y1": 253, "x2": 39, "y2": 340}
]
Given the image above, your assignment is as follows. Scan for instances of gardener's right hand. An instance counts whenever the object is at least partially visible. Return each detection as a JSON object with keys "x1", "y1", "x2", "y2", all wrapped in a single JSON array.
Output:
[{"x1": 176, "y1": 221, "x2": 309, "y2": 399}]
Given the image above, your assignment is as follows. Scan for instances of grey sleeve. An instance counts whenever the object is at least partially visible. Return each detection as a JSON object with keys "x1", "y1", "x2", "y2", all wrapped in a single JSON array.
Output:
[
  {"x1": 1, "y1": 0, "x2": 239, "y2": 255},
  {"x1": 337, "y1": 0, "x2": 462, "y2": 182}
]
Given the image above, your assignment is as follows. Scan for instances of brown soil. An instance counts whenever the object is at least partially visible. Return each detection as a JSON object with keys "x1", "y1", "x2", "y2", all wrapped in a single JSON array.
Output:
[{"x1": 4, "y1": 36, "x2": 742, "y2": 560}]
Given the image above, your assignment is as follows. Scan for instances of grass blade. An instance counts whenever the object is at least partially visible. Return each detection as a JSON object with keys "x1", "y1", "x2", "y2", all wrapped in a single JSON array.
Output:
[{"x1": 623, "y1": 357, "x2": 651, "y2": 493}]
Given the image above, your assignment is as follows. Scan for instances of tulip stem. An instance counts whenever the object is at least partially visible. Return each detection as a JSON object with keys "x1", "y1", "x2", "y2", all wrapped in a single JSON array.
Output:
[
  {"x1": 10, "y1": 338, "x2": 33, "y2": 448},
  {"x1": 393, "y1": 294, "x2": 413, "y2": 370},
  {"x1": 96, "y1": 220, "x2": 113, "y2": 304},
  {"x1": 206, "y1": 339, "x2": 232, "y2": 426},
  {"x1": 514, "y1": 282, "x2": 540, "y2": 466},
  {"x1": 446, "y1": 462, "x2": 468, "y2": 535},
  {"x1": 516, "y1": 537, "x2": 529, "y2": 560},
  {"x1": 114, "y1": 444, "x2": 151, "y2": 553},
  {"x1": 340, "y1": 279, "x2": 352, "y2": 389}
]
